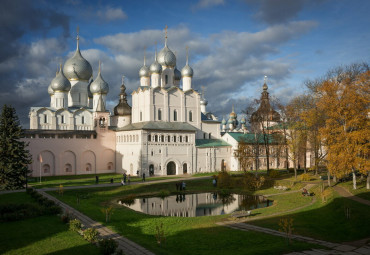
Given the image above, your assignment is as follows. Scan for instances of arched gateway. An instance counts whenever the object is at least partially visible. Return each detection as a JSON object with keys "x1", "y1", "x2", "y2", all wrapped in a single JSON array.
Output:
[{"x1": 167, "y1": 161, "x2": 176, "y2": 175}]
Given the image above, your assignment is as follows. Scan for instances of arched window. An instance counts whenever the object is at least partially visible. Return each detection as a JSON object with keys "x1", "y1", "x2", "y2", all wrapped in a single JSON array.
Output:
[
  {"x1": 158, "y1": 109, "x2": 162, "y2": 121},
  {"x1": 189, "y1": 111, "x2": 193, "y2": 122},
  {"x1": 155, "y1": 135, "x2": 158, "y2": 142},
  {"x1": 203, "y1": 133, "x2": 206, "y2": 139},
  {"x1": 174, "y1": 110, "x2": 177, "y2": 121},
  {"x1": 148, "y1": 134, "x2": 151, "y2": 142},
  {"x1": 161, "y1": 135, "x2": 164, "y2": 142},
  {"x1": 107, "y1": 162, "x2": 113, "y2": 170},
  {"x1": 209, "y1": 133, "x2": 212, "y2": 139},
  {"x1": 165, "y1": 75, "x2": 168, "y2": 84},
  {"x1": 43, "y1": 164, "x2": 50, "y2": 173},
  {"x1": 168, "y1": 135, "x2": 171, "y2": 142},
  {"x1": 179, "y1": 136, "x2": 183, "y2": 142},
  {"x1": 44, "y1": 114, "x2": 48, "y2": 123},
  {"x1": 61, "y1": 115, "x2": 65, "y2": 124},
  {"x1": 65, "y1": 163, "x2": 72, "y2": 172},
  {"x1": 85, "y1": 163, "x2": 92, "y2": 171},
  {"x1": 185, "y1": 136, "x2": 189, "y2": 142},
  {"x1": 82, "y1": 116, "x2": 85, "y2": 124},
  {"x1": 174, "y1": 136, "x2": 177, "y2": 142}
]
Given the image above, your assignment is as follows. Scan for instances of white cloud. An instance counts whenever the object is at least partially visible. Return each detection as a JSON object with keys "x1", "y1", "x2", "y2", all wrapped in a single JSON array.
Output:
[
  {"x1": 193, "y1": 0, "x2": 225, "y2": 10},
  {"x1": 97, "y1": 6, "x2": 127, "y2": 22}
]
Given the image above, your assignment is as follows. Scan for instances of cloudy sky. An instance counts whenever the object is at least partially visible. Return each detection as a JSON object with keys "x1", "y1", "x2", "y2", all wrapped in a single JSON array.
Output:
[{"x1": 1, "y1": 0, "x2": 369, "y2": 127}]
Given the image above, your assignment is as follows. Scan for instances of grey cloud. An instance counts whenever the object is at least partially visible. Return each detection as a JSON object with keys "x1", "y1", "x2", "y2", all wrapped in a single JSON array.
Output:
[
  {"x1": 192, "y1": 0, "x2": 225, "y2": 11},
  {"x1": 97, "y1": 6, "x2": 128, "y2": 22},
  {"x1": 246, "y1": 0, "x2": 322, "y2": 25}
]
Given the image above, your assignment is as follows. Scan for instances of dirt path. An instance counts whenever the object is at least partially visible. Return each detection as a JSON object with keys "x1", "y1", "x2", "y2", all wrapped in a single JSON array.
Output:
[{"x1": 333, "y1": 186, "x2": 370, "y2": 206}]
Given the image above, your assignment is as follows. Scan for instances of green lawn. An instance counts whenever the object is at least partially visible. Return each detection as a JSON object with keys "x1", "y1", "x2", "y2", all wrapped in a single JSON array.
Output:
[
  {"x1": 248, "y1": 186, "x2": 370, "y2": 242},
  {"x1": 28, "y1": 173, "x2": 179, "y2": 189},
  {"x1": 0, "y1": 193, "x2": 99, "y2": 255},
  {"x1": 48, "y1": 179, "x2": 322, "y2": 255},
  {"x1": 338, "y1": 179, "x2": 370, "y2": 201}
]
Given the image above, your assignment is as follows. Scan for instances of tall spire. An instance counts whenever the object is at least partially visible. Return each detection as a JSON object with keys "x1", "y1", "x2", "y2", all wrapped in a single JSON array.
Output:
[
  {"x1": 76, "y1": 26, "x2": 80, "y2": 50},
  {"x1": 143, "y1": 47, "x2": 146, "y2": 66},
  {"x1": 154, "y1": 42, "x2": 158, "y2": 61},
  {"x1": 164, "y1": 25, "x2": 168, "y2": 46},
  {"x1": 186, "y1": 46, "x2": 189, "y2": 65},
  {"x1": 263, "y1": 75, "x2": 268, "y2": 91},
  {"x1": 98, "y1": 60, "x2": 101, "y2": 74}
]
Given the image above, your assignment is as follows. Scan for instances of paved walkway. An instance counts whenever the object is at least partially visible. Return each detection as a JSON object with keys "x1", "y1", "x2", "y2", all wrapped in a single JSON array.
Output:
[
  {"x1": 333, "y1": 186, "x2": 370, "y2": 206},
  {"x1": 39, "y1": 190, "x2": 155, "y2": 255},
  {"x1": 33, "y1": 175, "x2": 211, "y2": 255}
]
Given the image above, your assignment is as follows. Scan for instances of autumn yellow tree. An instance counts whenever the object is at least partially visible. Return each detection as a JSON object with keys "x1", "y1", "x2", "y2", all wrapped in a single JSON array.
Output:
[{"x1": 317, "y1": 70, "x2": 369, "y2": 189}]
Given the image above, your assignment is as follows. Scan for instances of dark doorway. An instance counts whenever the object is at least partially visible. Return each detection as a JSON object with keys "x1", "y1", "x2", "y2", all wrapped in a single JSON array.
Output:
[
  {"x1": 183, "y1": 163, "x2": 187, "y2": 174},
  {"x1": 149, "y1": 164, "x2": 154, "y2": 176},
  {"x1": 167, "y1": 161, "x2": 176, "y2": 175},
  {"x1": 221, "y1": 159, "x2": 226, "y2": 171}
]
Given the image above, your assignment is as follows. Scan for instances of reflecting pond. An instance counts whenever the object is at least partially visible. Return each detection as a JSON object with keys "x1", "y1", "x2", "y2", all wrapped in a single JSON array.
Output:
[{"x1": 118, "y1": 192, "x2": 273, "y2": 217}]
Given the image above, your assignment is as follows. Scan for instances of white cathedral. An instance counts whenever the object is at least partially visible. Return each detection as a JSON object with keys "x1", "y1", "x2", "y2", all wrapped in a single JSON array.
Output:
[{"x1": 24, "y1": 29, "x2": 304, "y2": 177}]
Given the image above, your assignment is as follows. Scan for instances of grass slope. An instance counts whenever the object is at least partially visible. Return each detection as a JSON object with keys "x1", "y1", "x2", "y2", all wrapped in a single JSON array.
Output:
[
  {"x1": 49, "y1": 179, "x2": 320, "y2": 255},
  {"x1": 0, "y1": 193, "x2": 99, "y2": 255}
]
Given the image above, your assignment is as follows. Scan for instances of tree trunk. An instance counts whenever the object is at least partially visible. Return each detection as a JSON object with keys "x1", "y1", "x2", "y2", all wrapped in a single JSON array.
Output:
[
  {"x1": 293, "y1": 161, "x2": 297, "y2": 180},
  {"x1": 333, "y1": 175, "x2": 337, "y2": 183},
  {"x1": 367, "y1": 172, "x2": 370, "y2": 190},
  {"x1": 352, "y1": 169, "x2": 357, "y2": 190},
  {"x1": 327, "y1": 171, "x2": 331, "y2": 187}
]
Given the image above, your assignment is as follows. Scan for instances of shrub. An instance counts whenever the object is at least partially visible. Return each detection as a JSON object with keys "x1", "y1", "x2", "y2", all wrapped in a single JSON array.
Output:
[
  {"x1": 217, "y1": 171, "x2": 231, "y2": 188},
  {"x1": 83, "y1": 227, "x2": 99, "y2": 243},
  {"x1": 0, "y1": 203, "x2": 41, "y2": 222},
  {"x1": 69, "y1": 218, "x2": 82, "y2": 232},
  {"x1": 300, "y1": 173, "x2": 310, "y2": 181},
  {"x1": 61, "y1": 211, "x2": 71, "y2": 224},
  {"x1": 155, "y1": 222, "x2": 166, "y2": 245},
  {"x1": 101, "y1": 206, "x2": 114, "y2": 223},
  {"x1": 269, "y1": 170, "x2": 281, "y2": 178},
  {"x1": 98, "y1": 238, "x2": 118, "y2": 255},
  {"x1": 243, "y1": 172, "x2": 266, "y2": 191},
  {"x1": 158, "y1": 190, "x2": 170, "y2": 198}
]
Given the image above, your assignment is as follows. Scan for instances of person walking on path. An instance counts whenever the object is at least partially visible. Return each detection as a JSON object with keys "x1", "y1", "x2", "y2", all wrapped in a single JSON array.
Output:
[
  {"x1": 123, "y1": 172, "x2": 127, "y2": 184},
  {"x1": 142, "y1": 172, "x2": 146, "y2": 182}
]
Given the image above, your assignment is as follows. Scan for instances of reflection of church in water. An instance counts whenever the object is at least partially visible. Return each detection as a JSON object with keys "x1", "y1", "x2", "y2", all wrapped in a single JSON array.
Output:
[{"x1": 121, "y1": 193, "x2": 271, "y2": 217}]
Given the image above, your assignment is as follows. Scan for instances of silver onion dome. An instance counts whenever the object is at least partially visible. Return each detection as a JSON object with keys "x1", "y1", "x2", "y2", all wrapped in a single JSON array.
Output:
[
  {"x1": 87, "y1": 80, "x2": 93, "y2": 98},
  {"x1": 150, "y1": 60, "x2": 162, "y2": 74},
  {"x1": 48, "y1": 84, "x2": 54, "y2": 95},
  {"x1": 51, "y1": 66, "x2": 71, "y2": 92},
  {"x1": 221, "y1": 118, "x2": 226, "y2": 125},
  {"x1": 63, "y1": 37, "x2": 93, "y2": 81},
  {"x1": 240, "y1": 117, "x2": 246, "y2": 124},
  {"x1": 139, "y1": 65, "x2": 150, "y2": 77},
  {"x1": 90, "y1": 63, "x2": 109, "y2": 94},
  {"x1": 200, "y1": 97, "x2": 208, "y2": 105},
  {"x1": 157, "y1": 46, "x2": 176, "y2": 68},
  {"x1": 181, "y1": 64, "x2": 193, "y2": 77},
  {"x1": 174, "y1": 67, "x2": 181, "y2": 81}
]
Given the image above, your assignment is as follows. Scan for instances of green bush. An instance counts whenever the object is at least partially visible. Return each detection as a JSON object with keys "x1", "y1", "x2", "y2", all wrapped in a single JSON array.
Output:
[
  {"x1": 69, "y1": 219, "x2": 82, "y2": 232},
  {"x1": 0, "y1": 203, "x2": 41, "y2": 222},
  {"x1": 83, "y1": 227, "x2": 99, "y2": 243},
  {"x1": 217, "y1": 171, "x2": 231, "y2": 188},
  {"x1": 158, "y1": 190, "x2": 170, "y2": 198},
  {"x1": 269, "y1": 170, "x2": 281, "y2": 178},
  {"x1": 243, "y1": 172, "x2": 266, "y2": 191},
  {"x1": 98, "y1": 238, "x2": 118, "y2": 255},
  {"x1": 300, "y1": 173, "x2": 310, "y2": 181}
]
